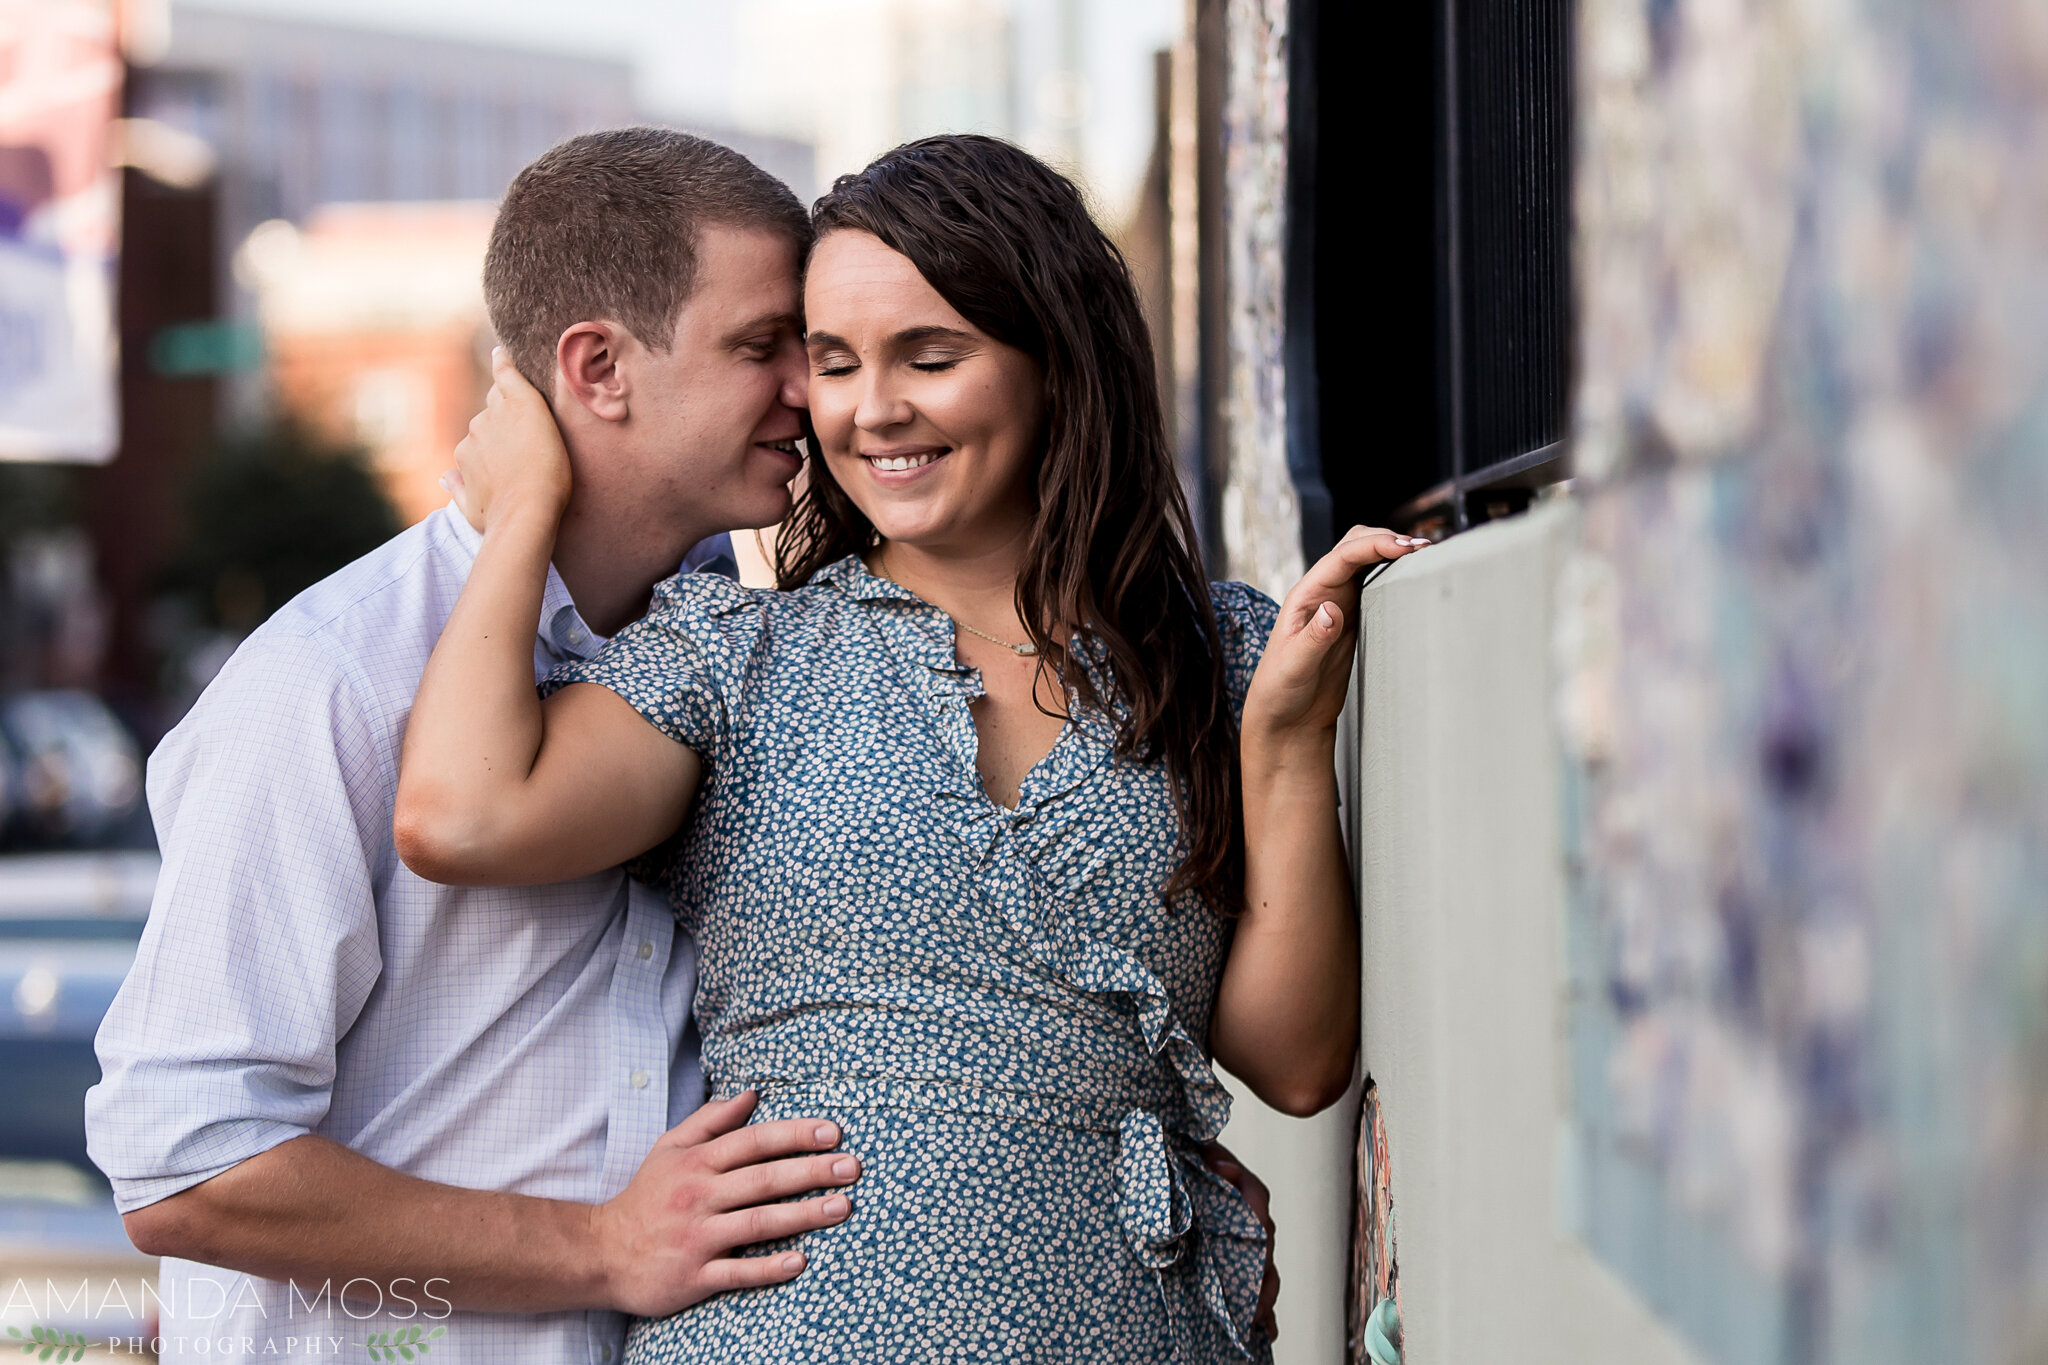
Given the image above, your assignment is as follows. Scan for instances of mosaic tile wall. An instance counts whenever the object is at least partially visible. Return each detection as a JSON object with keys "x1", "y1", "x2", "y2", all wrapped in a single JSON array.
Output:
[
  {"x1": 1219, "y1": 0, "x2": 1303, "y2": 600},
  {"x1": 1559, "y1": 0, "x2": 2048, "y2": 1361}
]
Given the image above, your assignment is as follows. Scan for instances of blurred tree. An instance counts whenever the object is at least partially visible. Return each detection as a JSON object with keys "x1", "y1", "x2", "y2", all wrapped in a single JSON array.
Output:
[
  {"x1": 0, "y1": 464, "x2": 79, "y2": 546},
  {"x1": 164, "y1": 422, "x2": 400, "y2": 632}
]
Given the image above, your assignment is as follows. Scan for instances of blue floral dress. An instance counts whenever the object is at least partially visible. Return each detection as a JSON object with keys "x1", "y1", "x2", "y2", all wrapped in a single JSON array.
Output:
[{"x1": 550, "y1": 555, "x2": 1279, "y2": 1364}]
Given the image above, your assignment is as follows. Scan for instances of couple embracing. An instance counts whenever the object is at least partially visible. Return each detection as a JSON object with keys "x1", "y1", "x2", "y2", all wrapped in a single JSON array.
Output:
[{"x1": 88, "y1": 128, "x2": 1425, "y2": 1363}]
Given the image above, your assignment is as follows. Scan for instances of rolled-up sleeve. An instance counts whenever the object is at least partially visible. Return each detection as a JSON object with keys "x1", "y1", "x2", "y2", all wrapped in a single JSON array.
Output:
[{"x1": 86, "y1": 631, "x2": 386, "y2": 1213}]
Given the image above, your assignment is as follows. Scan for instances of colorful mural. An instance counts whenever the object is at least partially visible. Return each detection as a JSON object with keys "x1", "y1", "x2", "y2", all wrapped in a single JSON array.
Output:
[
  {"x1": 1559, "y1": 0, "x2": 2048, "y2": 1362},
  {"x1": 1347, "y1": 1080, "x2": 1402, "y2": 1365},
  {"x1": 0, "y1": 0, "x2": 122, "y2": 462}
]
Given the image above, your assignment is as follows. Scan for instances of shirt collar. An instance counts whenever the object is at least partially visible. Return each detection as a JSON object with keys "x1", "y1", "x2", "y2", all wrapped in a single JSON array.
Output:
[
  {"x1": 812, "y1": 549, "x2": 1114, "y2": 679},
  {"x1": 437, "y1": 502, "x2": 605, "y2": 663},
  {"x1": 812, "y1": 553, "x2": 920, "y2": 604}
]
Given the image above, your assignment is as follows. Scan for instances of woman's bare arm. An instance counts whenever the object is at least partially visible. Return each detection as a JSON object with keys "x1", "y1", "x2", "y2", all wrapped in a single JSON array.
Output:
[
  {"x1": 1210, "y1": 526, "x2": 1427, "y2": 1116},
  {"x1": 394, "y1": 357, "x2": 699, "y2": 887}
]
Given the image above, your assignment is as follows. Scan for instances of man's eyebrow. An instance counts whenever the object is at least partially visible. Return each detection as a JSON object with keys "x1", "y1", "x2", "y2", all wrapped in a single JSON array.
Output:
[{"x1": 721, "y1": 311, "x2": 803, "y2": 347}]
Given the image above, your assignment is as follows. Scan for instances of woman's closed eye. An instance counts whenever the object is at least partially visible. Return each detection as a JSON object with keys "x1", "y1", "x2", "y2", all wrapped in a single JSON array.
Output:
[{"x1": 807, "y1": 339, "x2": 858, "y2": 377}]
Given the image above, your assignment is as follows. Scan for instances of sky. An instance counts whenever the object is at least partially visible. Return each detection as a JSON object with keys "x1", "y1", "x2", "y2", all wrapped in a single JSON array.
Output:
[{"x1": 170, "y1": 0, "x2": 1182, "y2": 217}]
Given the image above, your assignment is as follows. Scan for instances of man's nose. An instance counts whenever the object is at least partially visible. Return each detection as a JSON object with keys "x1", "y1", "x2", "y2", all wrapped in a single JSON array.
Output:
[{"x1": 777, "y1": 343, "x2": 808, "y2": 410}]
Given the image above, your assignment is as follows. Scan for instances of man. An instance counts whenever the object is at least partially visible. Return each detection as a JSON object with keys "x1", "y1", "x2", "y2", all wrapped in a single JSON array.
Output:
[{"x1": 87, "y1": 129, "x2": 851, "y2": 1364}]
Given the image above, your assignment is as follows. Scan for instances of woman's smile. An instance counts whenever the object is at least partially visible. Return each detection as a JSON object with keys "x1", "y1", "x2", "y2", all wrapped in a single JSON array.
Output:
[{"x1": 859, "y1": 443, "x2": 952, "y2": 482}]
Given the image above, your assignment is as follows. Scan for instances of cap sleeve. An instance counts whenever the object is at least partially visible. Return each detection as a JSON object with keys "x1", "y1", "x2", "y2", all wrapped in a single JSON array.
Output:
[
  {"x1": 543, "y1": 571, "x2": 766, "y2": 759},
  {"x1": 1209, "y1": 580, "x2": 1280, "y2": 724}
]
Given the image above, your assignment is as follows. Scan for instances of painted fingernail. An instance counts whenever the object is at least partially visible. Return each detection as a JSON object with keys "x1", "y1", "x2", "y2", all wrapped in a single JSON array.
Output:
[
  {"x1": 823, "y1": 1195, "x2": 851, "y2": 1218},
  {"x1": 814, "y1": 1123, "x2": 839, "y2": 1145},
  {"x1": 781, "y1": 1253, "x2": 806, "y2": 1273},
  {"x1": 832, "y1": 1156, "x2": 859, "y2": 1180},
  {"x1": 1315, "y1": 603, "x2": 1337, "y2": 630},
  {"x1": 438, "y1": 473, "x2": 451, "y2": 491},
  {"x1": 1394, "y1": 536, "x2": 1414, "y2": 545}
]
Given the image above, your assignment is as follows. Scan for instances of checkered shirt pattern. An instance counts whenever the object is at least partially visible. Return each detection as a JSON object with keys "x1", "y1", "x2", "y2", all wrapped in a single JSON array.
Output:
[{"x1": 86, "y1": 508, "x2": 711, "y2": 1365}]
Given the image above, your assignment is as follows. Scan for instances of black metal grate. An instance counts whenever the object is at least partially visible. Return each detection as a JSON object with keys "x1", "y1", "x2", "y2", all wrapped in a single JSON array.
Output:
[
  {"x1": 1288, "y1": 0, "x2": 1571, "y2": 542},
  {"x1": 1439, "y1": 0, "x2": 1573, "y2": 523}
]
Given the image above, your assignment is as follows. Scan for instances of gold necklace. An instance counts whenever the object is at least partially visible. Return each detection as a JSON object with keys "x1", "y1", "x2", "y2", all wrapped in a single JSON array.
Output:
[
  {"x1": 876, "y1": 546, "x2": 1038, "y2": 656},
  {"x1": 953, "y1": 618, "x2": 1038, "y2": 656}
]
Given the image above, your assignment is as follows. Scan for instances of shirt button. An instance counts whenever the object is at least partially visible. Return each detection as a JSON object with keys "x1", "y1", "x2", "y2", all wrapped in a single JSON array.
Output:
[
  {"x1": 630, "y1": 1069, "x2": 649, "y2": 1090},
  {"x1": 637, "y1": 940, "x2": 654, "y2": 961}
]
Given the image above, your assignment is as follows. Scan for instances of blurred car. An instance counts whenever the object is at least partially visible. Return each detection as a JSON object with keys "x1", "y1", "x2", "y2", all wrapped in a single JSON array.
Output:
[
  {"x1": 0, "y1": 691, "x2": 143, "y2": 848},
  {"x1": 0, "y1": 726, "x2": 17, "y2": 837},
  {"x1": 0, "y1": 849, "x2": 158, "y2": 1343}
]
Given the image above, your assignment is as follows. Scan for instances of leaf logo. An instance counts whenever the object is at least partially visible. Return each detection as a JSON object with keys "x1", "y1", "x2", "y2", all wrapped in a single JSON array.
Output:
[
  {"x1": 6, "y1": 1326, "x2": 88, "y2": 1363},
  {"x1": 361, "y1": 1324, "x2": 448, "y2": 1361}
]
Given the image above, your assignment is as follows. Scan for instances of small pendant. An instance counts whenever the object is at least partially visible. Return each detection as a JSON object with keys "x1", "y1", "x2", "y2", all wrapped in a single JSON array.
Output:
[{"x1": 1015, "y1": 643, "x2": 1038, "y2": 656}]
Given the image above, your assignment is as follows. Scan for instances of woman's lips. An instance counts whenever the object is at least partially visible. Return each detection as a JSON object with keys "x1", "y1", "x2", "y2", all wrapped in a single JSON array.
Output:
[{"x1": 860, "y1": 447, "x2": 951, "y2": 484}]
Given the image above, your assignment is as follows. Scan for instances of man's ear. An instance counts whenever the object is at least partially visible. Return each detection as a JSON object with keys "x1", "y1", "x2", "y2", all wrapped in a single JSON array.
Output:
[{"x1": 555, "y1": 322, "x2": 631, "y2": 422}]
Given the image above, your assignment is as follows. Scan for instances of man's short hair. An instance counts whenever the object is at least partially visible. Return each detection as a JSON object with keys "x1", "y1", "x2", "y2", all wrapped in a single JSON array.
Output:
[{"x1": 484, "y1": 127, "x2": 812, "y2": 389}]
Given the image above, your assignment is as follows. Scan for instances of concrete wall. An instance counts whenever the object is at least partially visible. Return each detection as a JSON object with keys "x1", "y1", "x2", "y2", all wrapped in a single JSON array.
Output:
[
  {"x1": 1216, "y1": 1072, "x2": 1356, "y2": 1364},
  {"x1": 1222, "y1": 502, "x2": 1708, "y2": 1364},
  {"x1": 1350, "y1": 502, "x2": 1700, "y2": 1365}
]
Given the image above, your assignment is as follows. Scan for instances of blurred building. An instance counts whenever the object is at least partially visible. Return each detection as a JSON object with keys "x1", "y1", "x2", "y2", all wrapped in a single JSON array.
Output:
[
  {"x1": 133, "y1": 2, "x2": 812, "y2": 266},
  {"x1": 236, "y1": 203, "x2": 494, "y2": 523},
  {"x1": 139, "y1": 4, "x2": 638, "y2": 233},
  {"x1": 123, "y1": 2, "x2": 812, "y2": 525},
  {"x1": 736, "y1": 0, "x2": 1014, "y2": 191},
  {"x1": 1005, "y1": 0, "x2": 1182, "y2": 221}
]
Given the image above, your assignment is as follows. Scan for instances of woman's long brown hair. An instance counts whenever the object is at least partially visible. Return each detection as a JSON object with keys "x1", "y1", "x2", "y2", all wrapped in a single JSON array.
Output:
[{"x1": 777, "y1": 134, "x2": 1242, "y2": 915}]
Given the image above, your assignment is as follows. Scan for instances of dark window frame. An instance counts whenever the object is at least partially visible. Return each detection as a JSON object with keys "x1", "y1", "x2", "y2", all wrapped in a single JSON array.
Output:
[{"x1": 1288, "y1": 0, "x2": 1573, "y2": 546}]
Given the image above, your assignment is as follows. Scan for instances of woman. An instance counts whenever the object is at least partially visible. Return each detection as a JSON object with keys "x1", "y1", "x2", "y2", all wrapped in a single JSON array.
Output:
[{"x1": 397, "y1": 135, "x2": 1424, "y2": 1362}]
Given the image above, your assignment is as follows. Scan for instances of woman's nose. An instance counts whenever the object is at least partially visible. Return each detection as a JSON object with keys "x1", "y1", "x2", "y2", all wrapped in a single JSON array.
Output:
[{"x1": 854, "y1": 374, "x2": 912, "y2": 432}]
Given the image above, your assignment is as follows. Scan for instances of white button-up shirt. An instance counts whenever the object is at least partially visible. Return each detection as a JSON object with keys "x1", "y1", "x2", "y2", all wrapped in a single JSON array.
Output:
[{"x1": 87, "y1": 507, "x2": 708, "y2": 1364}]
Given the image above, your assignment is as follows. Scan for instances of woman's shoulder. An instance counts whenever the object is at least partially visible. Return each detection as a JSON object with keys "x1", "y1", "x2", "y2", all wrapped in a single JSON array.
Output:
[
  {"x1": 648, "y1": 569, "x2": 766, "y2": 617},
  {"x1": 1209, "y1": 579, "x2": 1280, "y2": 644},
  {"x1": 1204, "y1": 581, "x2": 1280, "y2": 701},
  {"x1": 641, "y1": 561, "x2": 867, "y2": 635},
  {"x1": 1209, "y1": 578, "x2": 1280, "y2": 617}
]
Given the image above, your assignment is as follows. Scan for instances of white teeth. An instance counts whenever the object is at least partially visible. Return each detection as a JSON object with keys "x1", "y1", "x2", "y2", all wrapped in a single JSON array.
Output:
[{"x1": 871, "y1": 452, "x2": 939, "y2": 471}]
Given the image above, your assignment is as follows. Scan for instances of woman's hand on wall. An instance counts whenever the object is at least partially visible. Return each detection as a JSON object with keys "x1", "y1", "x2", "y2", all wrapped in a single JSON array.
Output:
[{"x1": 1242, "y1": 525, "x2": 1427, "y2": 747}]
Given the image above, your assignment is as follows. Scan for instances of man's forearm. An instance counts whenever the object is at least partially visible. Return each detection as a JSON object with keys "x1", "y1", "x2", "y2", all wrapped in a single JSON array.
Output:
[{"x1": 122, "y1": 1135, "x2": 610, "y2": 1313}]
